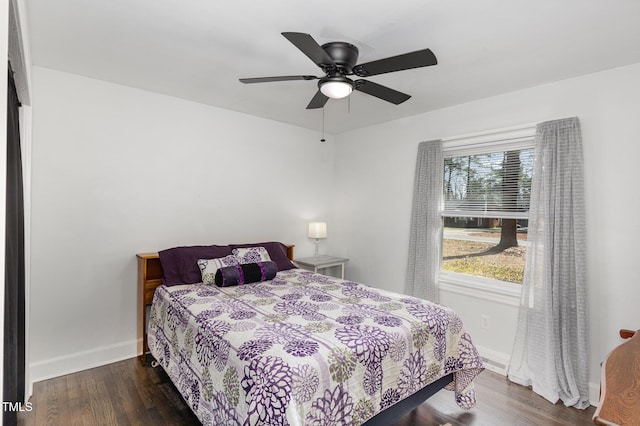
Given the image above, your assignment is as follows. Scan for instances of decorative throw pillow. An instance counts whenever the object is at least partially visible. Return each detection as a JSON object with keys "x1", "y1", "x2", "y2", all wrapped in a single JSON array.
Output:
[
  {"x1": 197, "y1": 255, "x2": 239, "y2": 285},
  {"x1": 232, "y1": 246, "x2": 271, "y2": 264},
  {"x1": 214, "y1": 261, "x2": 278, "y2": 287},
  {"x1": 230, "y1": 242, "x2": 296, "y2": 271}
]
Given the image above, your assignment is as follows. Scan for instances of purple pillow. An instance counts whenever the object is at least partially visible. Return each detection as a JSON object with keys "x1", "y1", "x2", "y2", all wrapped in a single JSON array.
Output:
[
  {"x1": 158, "y1": 245, "x2": 233, "y2": 285},
  {"x1": 214, "y1": 261, "x2": 278, "y2": 287},
  {"x1": 230, "y1": 242, "x2": 296, "y2": 271}
]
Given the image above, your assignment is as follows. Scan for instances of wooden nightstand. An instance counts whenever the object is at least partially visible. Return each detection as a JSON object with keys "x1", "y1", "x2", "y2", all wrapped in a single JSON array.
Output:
[
  {"x1": 137, "y1": 253, "x2": 162, "y2": 366},
  {"x1": 295, "y1": 255, "x2": 349, "y2": 279}
]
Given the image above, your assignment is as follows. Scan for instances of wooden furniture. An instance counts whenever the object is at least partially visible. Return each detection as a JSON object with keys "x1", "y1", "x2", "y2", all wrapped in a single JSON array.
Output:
[
  {"x1": 137, "y1": 245, "x2": 295, "y2": 365},
  {"x1": 295, "y1": 255, "x2": 349, "y2": 279},
  {"x1": 593, "y1": 329, "x2": 640, "y2": 426},
  {"x1": 136, "y1": 253, "x2": 163, "y2": 365}
]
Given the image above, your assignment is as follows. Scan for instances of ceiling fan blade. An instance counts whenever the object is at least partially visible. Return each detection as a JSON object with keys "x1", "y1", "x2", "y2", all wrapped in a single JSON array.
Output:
[
  {"x1": 306, "y1": 90, "x2": 329, "y2": 109},
  {"x1": 355, "y1": 80, "x2": 411, "y2": 105},
  {"x1": 239, "y1": 75, "x2": 318, "y2": 84},
  {"x1": 282, "y1": 32, "x2": 335, "y2": 67},
  {"x1": 353, "y1": 48, "x2": 437, "y2": 77}
]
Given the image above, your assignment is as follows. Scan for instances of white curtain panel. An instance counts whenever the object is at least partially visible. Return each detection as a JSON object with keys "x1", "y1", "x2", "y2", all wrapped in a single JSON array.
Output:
[
  {"x1": 405, "y1": 140, "x2": 443, "y2": 303},
  {"x1": 508, "y1": 117, "x2": 590, "y2": 409}
]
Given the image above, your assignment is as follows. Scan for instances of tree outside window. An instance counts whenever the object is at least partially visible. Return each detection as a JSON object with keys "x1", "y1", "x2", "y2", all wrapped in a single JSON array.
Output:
[{"x1": 441, "y1": 148, "x2": 533, "y2": 284}]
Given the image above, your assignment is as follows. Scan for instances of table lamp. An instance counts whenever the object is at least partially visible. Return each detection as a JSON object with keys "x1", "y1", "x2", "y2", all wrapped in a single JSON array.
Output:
[{"x1": 308, "y1": 222, "x2": 327, "y2": 256}]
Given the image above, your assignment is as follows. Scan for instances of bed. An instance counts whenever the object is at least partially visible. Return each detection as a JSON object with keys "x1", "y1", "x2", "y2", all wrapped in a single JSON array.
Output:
[{"x1": 142, "y1": 242, "x2": 484, "y2": 425}]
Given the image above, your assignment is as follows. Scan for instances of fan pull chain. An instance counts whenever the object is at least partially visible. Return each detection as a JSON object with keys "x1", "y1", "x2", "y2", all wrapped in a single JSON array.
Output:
[{"x1": 320, "y1": 107, "x2": 326, "y2": 142}]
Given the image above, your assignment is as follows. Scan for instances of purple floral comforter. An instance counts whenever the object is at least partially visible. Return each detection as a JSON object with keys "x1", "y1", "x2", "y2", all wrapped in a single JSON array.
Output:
[{"x1": 148, "y1": 269, "x2": 484, "y2": 425}]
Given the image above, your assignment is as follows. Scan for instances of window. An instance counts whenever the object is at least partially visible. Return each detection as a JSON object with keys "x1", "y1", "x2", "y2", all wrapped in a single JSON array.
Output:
[{"x1": 440, "y1": 128, "x2": 535, "y2": 286}]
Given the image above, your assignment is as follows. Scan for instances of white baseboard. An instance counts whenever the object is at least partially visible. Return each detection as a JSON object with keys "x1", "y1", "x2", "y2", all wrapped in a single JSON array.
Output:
[
  {"x1": 589, "y1": 382, "x2": 600, "y2": 407},
  {"x1": 474, "y1": 344, "x2": 511, "y2": 376},
  {"x1": 474, "y1": 344, "x2": 599, "y2": 408},
  {"x1": 29, "y1": 339, "x2": 138, "y2": 384}
]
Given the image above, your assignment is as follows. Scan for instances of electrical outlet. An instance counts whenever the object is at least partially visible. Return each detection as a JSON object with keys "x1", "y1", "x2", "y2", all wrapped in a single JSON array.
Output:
[{"x1": 481, "y1": 315, "x2": 490, "y2": 330}]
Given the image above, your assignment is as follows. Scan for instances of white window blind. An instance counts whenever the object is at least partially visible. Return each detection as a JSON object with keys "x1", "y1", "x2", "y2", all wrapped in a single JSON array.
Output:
[{"x1": 441, "y1": 126, "x2": 535, "y2": 220}]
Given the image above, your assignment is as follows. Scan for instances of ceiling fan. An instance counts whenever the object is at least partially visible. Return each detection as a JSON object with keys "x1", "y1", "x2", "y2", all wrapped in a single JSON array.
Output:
[{"x1": 239, "y1": 32, "x2": 437, "y2": 109}]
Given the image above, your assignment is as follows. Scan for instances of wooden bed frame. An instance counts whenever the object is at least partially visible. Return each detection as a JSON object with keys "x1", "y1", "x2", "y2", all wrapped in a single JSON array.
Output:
[{"x1": 136, "y1": 243, "x2": 453, "y2": 425}]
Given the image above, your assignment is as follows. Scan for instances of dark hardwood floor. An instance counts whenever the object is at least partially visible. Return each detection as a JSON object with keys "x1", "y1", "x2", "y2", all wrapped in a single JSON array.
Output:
[{"x1": 18, "y1": 358, "x2": 596, "y2": 425}]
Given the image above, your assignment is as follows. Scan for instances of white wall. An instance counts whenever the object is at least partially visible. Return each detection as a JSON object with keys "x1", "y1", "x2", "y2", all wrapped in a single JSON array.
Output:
[
  {"x1": 29, "y1": 66, "x2": 335, "y2": 381},
  {"x1": 332, "y1": 62, "x2": 640, "y2": 405},
  {"x1": 28, "y1": 59, "x2": 640, "y2": 407}
]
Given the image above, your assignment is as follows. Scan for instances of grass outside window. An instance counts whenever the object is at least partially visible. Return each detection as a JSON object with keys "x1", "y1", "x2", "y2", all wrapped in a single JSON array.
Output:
[{"x1": 441, "y1": 227, "x2": 527, "y2": 284}]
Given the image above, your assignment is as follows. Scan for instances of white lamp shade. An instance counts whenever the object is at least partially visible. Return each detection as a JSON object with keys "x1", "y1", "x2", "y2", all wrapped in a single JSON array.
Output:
[
  {"x1": 320, "y1": 81, "x2": 353, "y2": 99},
  {"x1": 308, "y1": 222, "x2": 327, "y2": 239}
]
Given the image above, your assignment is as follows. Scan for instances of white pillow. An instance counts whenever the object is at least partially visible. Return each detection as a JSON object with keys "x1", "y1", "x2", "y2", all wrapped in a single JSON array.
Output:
[
  {"x1": 232, "y1": 246, "x2": 271, "y2": 264},
  {"x1": 197, "y1": 255, "x2": 239, "y2": 285}
]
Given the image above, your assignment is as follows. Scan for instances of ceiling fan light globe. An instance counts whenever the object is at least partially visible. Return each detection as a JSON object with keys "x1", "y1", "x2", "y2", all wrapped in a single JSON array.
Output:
[{"x1": 320, "y1": 81, "x2": 353, "y2": 99}]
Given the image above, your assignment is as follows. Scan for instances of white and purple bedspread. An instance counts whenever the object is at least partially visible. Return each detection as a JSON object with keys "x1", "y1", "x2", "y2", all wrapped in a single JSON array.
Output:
[{"x1": 148, "y1": 268, "x2": 484, "y2": 425}]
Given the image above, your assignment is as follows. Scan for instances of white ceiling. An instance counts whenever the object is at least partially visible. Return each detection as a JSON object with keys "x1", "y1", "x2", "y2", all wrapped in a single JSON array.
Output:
[{"x1": 26, "y1": 0, "x2": 640, "y2": 134}]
